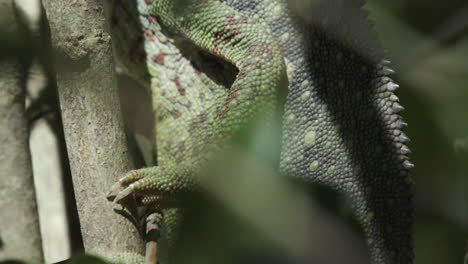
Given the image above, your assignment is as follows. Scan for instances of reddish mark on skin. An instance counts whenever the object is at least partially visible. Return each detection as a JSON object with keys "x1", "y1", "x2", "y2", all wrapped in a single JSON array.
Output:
[
  {"x1": 171, "y1": 111, "x2": 182, "y2": 119},
  {"x1": 241, "y1": 42, "x2": 273, "y2": 69},
  {"x1": 225, "y1": 13, "x2": 254, "y2": 25},
  {"x1": 189, "y1": 113, "x2": 207, "y2": 132},
  {"x1": 213, "y1": 13, "x2": 254, "y2": 52},
  {"x1": 243, "y1": 60, "x2": 261, "y2": 70},
  {"x1": 213, "y1": 27, "x2": 240, "y2": 51},
  {"x1": 219, "y1": 105, "x2": 231, "y2": 118},
  {"x1": 230, "y1": 85, "x2": 243, "y2": 94},
  {"x1": 148, "y1": 15, "x2": 158, "y2": 24},
  {"x1": 248, "y1": 42, "x2": 273, "y2": 62},
  {"x1": 152, "y1": 52, "x2": 165, "y2": 65},
  {"x1": 226, "y1": 85, "x2": 242, "y2": 104},
  {"x1": 143, "y1": 28, "x2": 157, "y2": 41},
  {"x1": 178, "y1": 101, "x2": 192, "y2": 109},
  {"x1": 218, "y1": 84, "x2": 244, "y2": 117},
  {"x1": 237, "y1": 70, "x2": 247, "y2": 80},
  {"x1": 174, "y1": 78, "x2": 186, "y2": 96}
]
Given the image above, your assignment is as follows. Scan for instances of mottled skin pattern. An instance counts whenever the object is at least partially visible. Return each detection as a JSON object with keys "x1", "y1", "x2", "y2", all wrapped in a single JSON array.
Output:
[{"x1": 106, "y1": 0, "x2": 413, "y2": 263}]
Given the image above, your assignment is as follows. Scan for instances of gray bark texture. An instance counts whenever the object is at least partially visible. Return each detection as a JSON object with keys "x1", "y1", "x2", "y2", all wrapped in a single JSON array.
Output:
[
  {"x1": 42, "y1": 0, "x2": 144, "y2": 258},
  {"x1": 0, "y1": 2, "x2": 44, "y2": 262},
  {"x1": 0, "y1": 63, "x2": 44, "y2": 263},
  {"x1": 0, "y1": 64, "x2": 44, "y2": 264}
]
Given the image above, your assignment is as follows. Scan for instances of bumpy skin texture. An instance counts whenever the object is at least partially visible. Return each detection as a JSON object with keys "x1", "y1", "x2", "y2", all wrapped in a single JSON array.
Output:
[
  {"x1": 106, "y1": 0, "x2": 413, "y2": 263},
  {"x1": 223, "y1": 0, "x2": 414, "y2": 263}
]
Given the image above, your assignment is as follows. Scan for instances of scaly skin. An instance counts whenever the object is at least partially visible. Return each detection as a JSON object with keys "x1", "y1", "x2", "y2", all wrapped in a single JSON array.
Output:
[
  {"x1": 222, "y1": 0, "x2": 414, "y2": 263},
  {"x1": 106, "y1": 0, "x2": 413, "y2": 263},
  {"x1": 109, "y1": 0, "x2": 287, "y2": 203}
]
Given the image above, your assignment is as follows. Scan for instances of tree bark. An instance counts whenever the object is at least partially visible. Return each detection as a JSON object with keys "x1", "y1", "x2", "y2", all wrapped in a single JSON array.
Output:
[
  {"x1": 0, "y1": 63, "x2": 44, "y2": 264},
  {"x1": 0, "y1": 2, "x2": 43, "y2": 262},
  {"x1": 42, "y1": 0, "x2": 144, "y2": 258}
]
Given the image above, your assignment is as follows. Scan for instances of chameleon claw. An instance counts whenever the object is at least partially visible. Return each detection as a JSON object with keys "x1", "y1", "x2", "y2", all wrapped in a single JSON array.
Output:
[
  {"x1": 111, "y1": 201, "x2": 125, "y2": 211},
  {"x1": 109, "y1": 181, "x2": 122, "y2": 191},
  {"x1": 106, "y1": 181, "x2": 125, "y2": 201},
  {"x1": 113, "y1": 185, "x2": 134, "y2": 204},
  {"x1": 107, "y1": 170, "x2": 147, "y2": 201}
]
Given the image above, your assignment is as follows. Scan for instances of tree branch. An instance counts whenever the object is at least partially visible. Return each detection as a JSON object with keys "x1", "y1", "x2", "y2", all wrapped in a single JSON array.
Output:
[
  {"x1": 42, "y1": 0, "x2": 144, "y2": 258},
  {"x1": 0, "y1": 1, "x2": 43, "y2": 262}
]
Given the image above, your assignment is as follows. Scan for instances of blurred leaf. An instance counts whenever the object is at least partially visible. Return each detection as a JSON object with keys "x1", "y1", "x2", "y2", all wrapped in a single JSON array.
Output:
[
  {"x1": 415, "y1": 212, "x2": 466, "y2": 264},
  {"x1": 0, "y1": 260, "x2": 34, "y2": 264},
  {"x1": 67, "y1": 253, "x2": 107, "y2": 264}
]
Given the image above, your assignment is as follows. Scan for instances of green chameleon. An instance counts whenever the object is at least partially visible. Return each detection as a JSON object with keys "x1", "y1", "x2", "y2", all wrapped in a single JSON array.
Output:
[{"x1": 106, "y1": 0, "x2": 414, "y2": 263}]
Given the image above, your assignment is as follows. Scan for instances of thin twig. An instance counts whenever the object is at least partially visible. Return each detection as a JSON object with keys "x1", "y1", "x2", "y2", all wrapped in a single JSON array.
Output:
[{"x1": 145, "y1": 212, "x2": 162, "y2": 264}]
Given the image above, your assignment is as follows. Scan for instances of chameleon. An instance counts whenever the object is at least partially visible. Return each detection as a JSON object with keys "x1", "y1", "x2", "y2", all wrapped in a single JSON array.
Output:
[{"x1": 106, "y1": 0, "x2": 414, "y2": 263}]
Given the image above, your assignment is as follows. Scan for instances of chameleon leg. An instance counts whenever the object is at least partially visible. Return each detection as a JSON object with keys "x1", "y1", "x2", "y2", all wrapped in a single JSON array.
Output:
[
  {"x1": 157, "y1": 208, "x2": 185, "y2": 264},
  {"x1": 108, "y1": 168, "x2": 188, "y2": 264},
  {"x1": 109, "y1": 0, "x2": 287, "y2": 210},
  {"x1": 108, "y1": 2, "x2": 287, "y2": 263}
]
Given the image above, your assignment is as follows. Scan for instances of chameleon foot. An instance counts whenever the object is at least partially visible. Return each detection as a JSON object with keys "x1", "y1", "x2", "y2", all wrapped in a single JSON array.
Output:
[{"x1": 107, "y1": 166, "x2": 195, "y2": 209}]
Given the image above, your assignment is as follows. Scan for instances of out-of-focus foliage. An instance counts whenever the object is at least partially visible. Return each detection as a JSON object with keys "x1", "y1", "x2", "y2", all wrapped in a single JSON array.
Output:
[
  {"x1": 0, "y1": 254, "x2": 108, "y2": 264},
  {"x1": 66, "y1": 254, "x2": 107, "y2": 264}
]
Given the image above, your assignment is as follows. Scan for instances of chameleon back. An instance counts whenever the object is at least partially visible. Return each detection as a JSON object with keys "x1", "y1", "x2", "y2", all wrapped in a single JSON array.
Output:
[{"x1": 224, "y1": 0, "x2": 413, "y2": 263}]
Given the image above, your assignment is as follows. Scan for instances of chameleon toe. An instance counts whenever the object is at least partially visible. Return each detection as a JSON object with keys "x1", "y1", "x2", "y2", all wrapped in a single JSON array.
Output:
[
  {"x1": 106, "y1": 181, "x2": 125, "y2": 201},
  {"x1": 113, "y1": 186, "x2": 134, "y2": 204}
]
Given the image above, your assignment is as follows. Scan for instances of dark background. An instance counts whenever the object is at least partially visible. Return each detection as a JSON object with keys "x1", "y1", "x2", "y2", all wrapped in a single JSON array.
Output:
[{"x1": 368, "y1": 0, "x2": 468, "y2": 263}]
